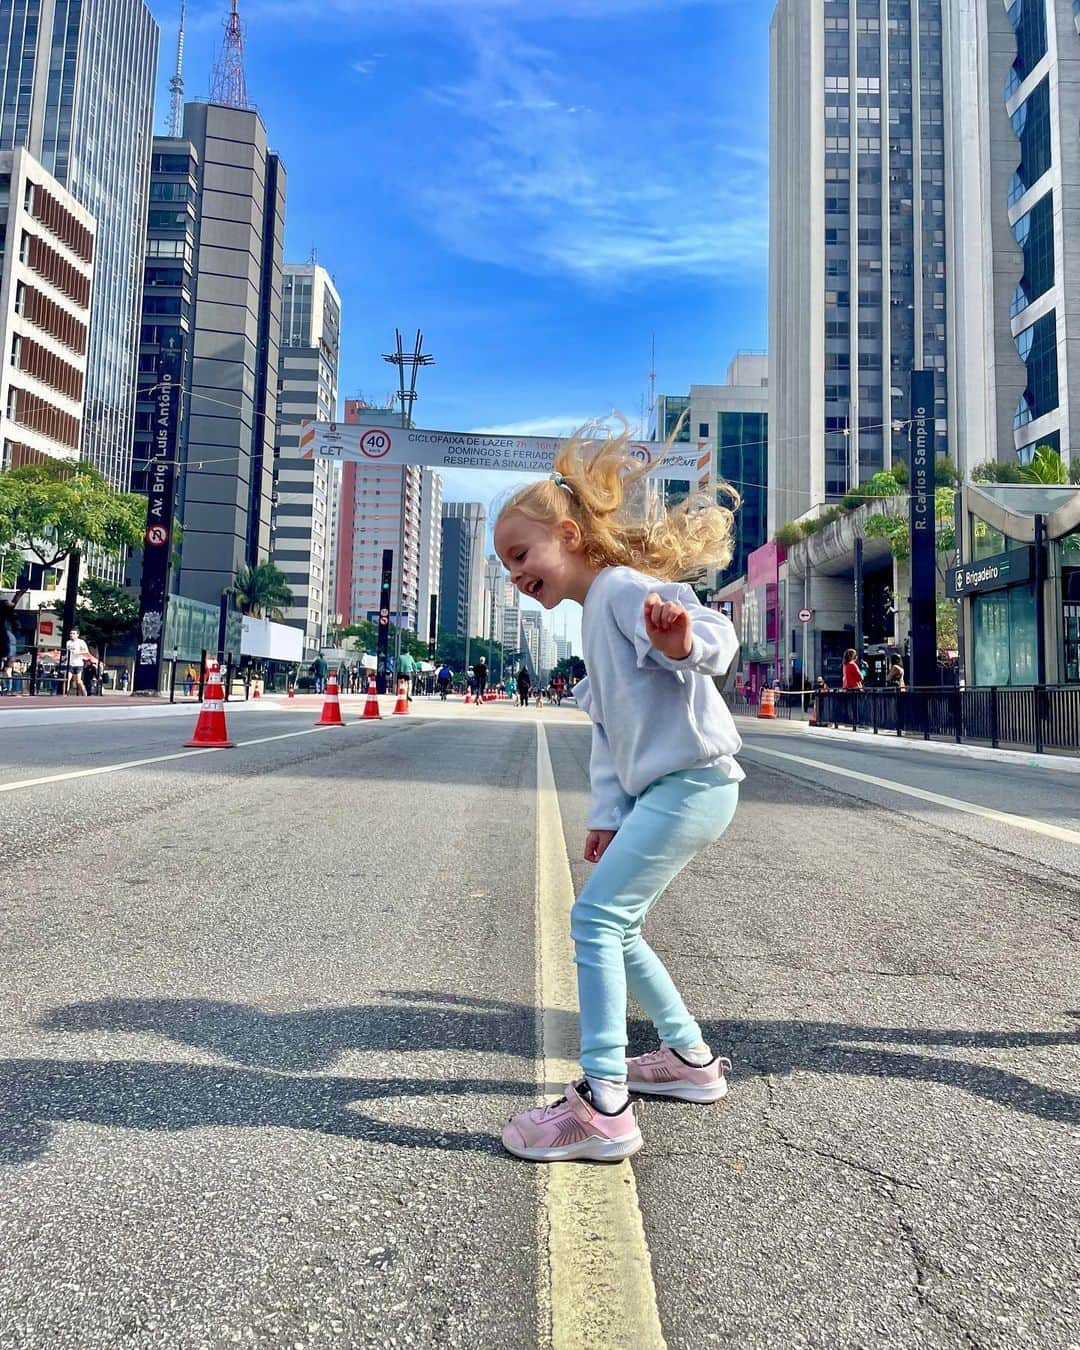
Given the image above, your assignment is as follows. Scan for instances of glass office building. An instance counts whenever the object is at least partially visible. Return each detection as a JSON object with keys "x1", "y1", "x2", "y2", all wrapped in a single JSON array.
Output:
[
  {"x1": 770, "y1": 0, "x2": 949, "y2": 527},
  {"x1": 0, "y1": 0, "x2": 159, "y2": 490}
]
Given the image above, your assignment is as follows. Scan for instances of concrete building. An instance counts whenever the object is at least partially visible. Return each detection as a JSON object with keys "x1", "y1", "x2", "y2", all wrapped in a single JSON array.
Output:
[
  {"x1": 769, "y1": 0, "x2": 950, "y2": 533},
  {"x1": 417, "y1": 470, "x2": 443, "y2": 652},
  {"x1": 334, "y1": 399, "x2": 423, "y2": 630},
  {"x1": 656, "y1": 354, "x2": 770, "y2": 591},
  {"x1": 270, "y1": 263, "x2": 341, "y2": 657},
  {"x1": 520, "y1": 609, "x2": 542, "y2": 678},
  {"x1": 0, "y1": 149, "x2": 95, "y2": 474},
  {"x1": 944, "y1": 0, "x2": 1080, "y2": 472},
  {"x1": 0, "y1": 0, "x2": 158, "y2": 491},
  {"x1": 439, "y1": 502, "x2": 486, "y2": 640},
  {"x1": 176, "y1": 104, "x2": 285, "y2": 606},
  {"x1": 132, "y1": 108, "x2": 286, "y2": 610}
]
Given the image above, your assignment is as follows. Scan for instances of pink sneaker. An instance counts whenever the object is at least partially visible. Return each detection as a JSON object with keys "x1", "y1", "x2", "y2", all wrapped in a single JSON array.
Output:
[
  {"x1": 626, "y1": 1047, "x2": 731, "y2": 1102},
  {"x1": 501, "y1": 1082, "x2": 643, "y2": 1162}
]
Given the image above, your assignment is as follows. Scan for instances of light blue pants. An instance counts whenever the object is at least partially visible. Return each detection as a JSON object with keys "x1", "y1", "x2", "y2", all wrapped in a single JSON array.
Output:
[{"x1": 571, "y1": 769, "x2": 740, "y2": 1081}]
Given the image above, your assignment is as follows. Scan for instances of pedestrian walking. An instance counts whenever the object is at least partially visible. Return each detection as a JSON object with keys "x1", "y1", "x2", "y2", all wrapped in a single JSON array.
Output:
[
  {"x1": 516, "y1": 665, "x2": 531, "y2": 707},
  {"x1": 437, "y1": 663, "x2": 452, "y2": 700},
  {"x1": 841, "y1": 648, "x2": 864, "y2": 691},
  {"x1": 1, "y1": 586, "x2": 27, "y2": 692},
  {"x1": 474, "y1": 657, "x2": 488, "y2": 705},
  {"x1": 311, "y1": 652, "x2": 328, "y2": 695},
  {"x1": 184, "y1": 664, "x2": 197, "y2": 697},
  {"x1": 887, "y1": 655, "x2": 906, "y2": 691},
  {"x1": 493, "y1": 421, "x2": 742, "y2": 1162},
  {"x1": 65, "y1": 628, "x2": 89, "y2": 695},
  {"x1": 397, "y1": 649, "x2": 417, "y2": 701}
]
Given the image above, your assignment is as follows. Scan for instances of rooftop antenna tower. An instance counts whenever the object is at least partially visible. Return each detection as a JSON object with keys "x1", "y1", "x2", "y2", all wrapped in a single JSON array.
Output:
[
  {"x1": 210, "y1": 0, "x2": 250, "y2": 110},
  {"x1": 168, "y1": 0, "x2": 187, "y2": 136}
]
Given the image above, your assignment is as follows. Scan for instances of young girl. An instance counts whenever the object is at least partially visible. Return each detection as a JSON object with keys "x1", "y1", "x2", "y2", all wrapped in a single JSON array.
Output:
[{"x1": 493, "y1": 424, "x2": 743, "y2": 1163}]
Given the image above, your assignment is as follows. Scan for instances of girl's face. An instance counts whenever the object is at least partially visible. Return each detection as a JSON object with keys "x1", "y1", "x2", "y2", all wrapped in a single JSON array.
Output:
[{"x1": 494, "y1": 513, "x2": 595, "y2": 608}]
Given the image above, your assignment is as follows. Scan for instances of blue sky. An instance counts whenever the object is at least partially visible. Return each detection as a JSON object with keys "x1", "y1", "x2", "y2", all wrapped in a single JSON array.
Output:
[{"x1": 147, "y1": 0, "x2": 771, "y2": 650}]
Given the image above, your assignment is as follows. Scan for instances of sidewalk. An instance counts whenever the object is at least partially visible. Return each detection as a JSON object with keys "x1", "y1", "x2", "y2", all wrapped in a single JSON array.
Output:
[{"x1": 735, "y1": 712, "x2": 1080, "y2": 775}]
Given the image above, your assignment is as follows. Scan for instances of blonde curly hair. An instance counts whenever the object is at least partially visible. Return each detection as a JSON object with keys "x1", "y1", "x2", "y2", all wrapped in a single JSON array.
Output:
[{"x1": 495, "y1": 414, "x2": 739, "y2": 581}]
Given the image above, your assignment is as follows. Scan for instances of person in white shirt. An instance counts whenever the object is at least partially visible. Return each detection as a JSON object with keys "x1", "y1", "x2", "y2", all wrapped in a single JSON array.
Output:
[
  {"x1": 493, "y1": 416, "x2": 743, "y2": 1163},
  {"x1": 65, "y1": 628, "x2": 89, "y2": 696}
]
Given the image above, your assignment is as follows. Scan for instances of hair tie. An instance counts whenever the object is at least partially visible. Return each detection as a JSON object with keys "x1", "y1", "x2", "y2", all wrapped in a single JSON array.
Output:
[{"x1": 551, "y1": 472, "x2": 575, "y2": 495}]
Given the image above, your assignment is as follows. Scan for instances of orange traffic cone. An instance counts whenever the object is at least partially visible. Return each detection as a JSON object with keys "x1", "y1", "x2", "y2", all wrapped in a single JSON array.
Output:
[
  {"x1": 392, "y1": 678, "x2": 410, "y2": 715},
  {"x1": 809, "y1": 698, "x2": 818, "y2": 727},
  {"x1": 464, "y1": 687, "x2": 473, "y2": 705},
  {"x1": 757, "y1": 688, "x2": 777, "y2": 720},
  {"x1": 315, "y1": 671, "x2": 345, "y2": 727},
  {"x1": 185, "y1": 663, "x2": 236, "y2": 748},
  {"x1": 362, "y1": 675, "x2": 382, "y2": 720},
  {"x1": 288, "y1": 684, "x2": 295, "y2": 699}
]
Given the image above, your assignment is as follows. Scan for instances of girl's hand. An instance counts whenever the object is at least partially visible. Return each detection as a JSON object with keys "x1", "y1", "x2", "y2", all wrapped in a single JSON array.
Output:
[
  {"x1": 644, "y1": 593, "x2": 693, "y2": 661},
  {"x1": 584, "y1": 830, "x2": 616, "y2": 863}
]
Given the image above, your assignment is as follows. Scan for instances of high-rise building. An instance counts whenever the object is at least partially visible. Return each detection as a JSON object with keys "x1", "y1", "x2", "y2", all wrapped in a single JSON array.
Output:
[
  {"x1": 335, "y1": 399, "x2": 423, "y2": 629},
  {"x1": 132, "y1": 107, "x2": 286, "y2": 609},
  {"x1": 520, "y1": 609, "x2": 542, "y2": 678},
  {"x1": 177, "y1": 105, "x2": 284, "y2": 605},
  {"x1": 417, "y1": 470, "x2": 443, "y2": 651},
  {"x1": 439, "y1": 502, "x2": 486, "y2": 639},
  {"x1": 656, "y1": 354, "x2": 770, "y2": 588},
  {"x1": 0, "y1": 148, "x2": 95, "y2": 475},
  {"x1": 0, "y1": 0, "x2": 158, "y2": 489},
  {"x1": 769, "y1": 0, "x2": 949, "y2": 532},
  {"x1": 944, "y1": 0, "x2": 1075, "y2": 473},
  {"x1": 270, "y1": 263, "x2": 341, "y2": 656}
]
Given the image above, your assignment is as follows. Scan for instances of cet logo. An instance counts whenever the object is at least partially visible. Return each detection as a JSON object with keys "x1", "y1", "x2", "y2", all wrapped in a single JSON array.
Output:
[
  {"x1": 359, "y1": 428, "x2": 393, "y2": 459},
  {"x1": 146, "y1": 525, "x2": 169, "y2": 546}
]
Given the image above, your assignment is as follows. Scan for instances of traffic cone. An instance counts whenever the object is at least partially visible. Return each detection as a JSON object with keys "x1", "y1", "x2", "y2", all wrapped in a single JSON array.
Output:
[
  {"x1": 809, "y1": 698, "x2": 818, "y2": 727},
  {"x1": 362, "y1": 675, "x2": 382, "y2": 720},
  {"x1": 392, "y1": 678, "x2": 410, "y2": 715},
  {"x1": 288, "y1": 684, "x2": 295, "y2": 699},
  {"x1": 315, "y1": 671, "x2": 345, "y2": 727},
  {"x1": 464, "y1": 687, "x2": 473, "y2": 705},
  {"x1": 184, "y1": 663, "x2": 236, "y2": 748}
]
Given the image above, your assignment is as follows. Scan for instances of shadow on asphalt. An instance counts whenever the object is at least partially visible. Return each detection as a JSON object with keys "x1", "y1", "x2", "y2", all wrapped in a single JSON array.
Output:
[{"x1": 0, "y1": 992, "x2": 1074, "y2": 1165}]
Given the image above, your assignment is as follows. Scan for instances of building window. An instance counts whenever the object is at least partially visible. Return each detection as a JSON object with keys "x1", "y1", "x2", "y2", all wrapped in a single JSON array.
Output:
[
  {"x1": 1006, "y1": 0, "x2": 1048, "y2": 97},
  {"x1": 1013, "y1": 309, "x2": 1058, "y2": 428},
  {"x1": 1010, "y1": 190, "x2": 1054, "y2": 318},
  {"x1": 1008, "y1": 77, "x2": 1051, "y2": 206}
]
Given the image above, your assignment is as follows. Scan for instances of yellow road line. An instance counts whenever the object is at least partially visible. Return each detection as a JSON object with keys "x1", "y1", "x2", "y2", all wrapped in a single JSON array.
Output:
[
  {"x1": 745, "y1": 742, "x2": 1080, "y2": 846},
  {"x1": 534, "y1": 724, "x2": 666, "y2": 1350}
]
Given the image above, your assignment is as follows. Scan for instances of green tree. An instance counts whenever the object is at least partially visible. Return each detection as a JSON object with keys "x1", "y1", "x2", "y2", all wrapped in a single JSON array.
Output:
[
  {"x1": 0, "y1": 460, "x2": 145, "y2": 571},
  {"x1": 1018, "y1": 444, "x2": 1068, "y2": 485},
  {"x1": 552, "y1": 655, "x2": 586, "y2": 683},
  {"x1": 232, "y1": 561, "x2": 294, "y2": 620},
  {"x1": 864, "y1": 487, "x2": 958, "y2": 563},
  {"x1": 971, "y1": 460, "x2": 1025, "y2": 483},
  {"x1": 339, "y1": 620, "x2": 428, "y2": 662},
  {"x1": 74, "y1": 578, "x2": 139, "y2": 666}
]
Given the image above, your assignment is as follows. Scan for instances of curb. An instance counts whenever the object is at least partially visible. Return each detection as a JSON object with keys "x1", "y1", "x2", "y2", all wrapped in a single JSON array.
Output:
[{"x1": 735, "y1": 715, "x2": 1080, "y2": 776}]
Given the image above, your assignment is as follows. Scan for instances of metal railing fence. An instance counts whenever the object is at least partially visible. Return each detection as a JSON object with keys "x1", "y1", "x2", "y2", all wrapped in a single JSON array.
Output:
[{"x1": 815, "y1": 686, "x2": 1080, "y2": 756}]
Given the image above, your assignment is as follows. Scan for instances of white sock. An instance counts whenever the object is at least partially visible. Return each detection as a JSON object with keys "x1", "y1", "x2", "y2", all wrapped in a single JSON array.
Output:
[
  {"x1": 665, "y1": 1041, "x2": 712, "y2": 1066},
  {"x1": 585, "y1": 1075, "x2": 629, "y2": 1113}
]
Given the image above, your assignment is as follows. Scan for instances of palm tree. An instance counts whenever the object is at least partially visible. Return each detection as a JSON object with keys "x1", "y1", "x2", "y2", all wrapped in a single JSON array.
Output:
[
  {"x1": 233, "y1": 562, "x2": 294, "y2": 620},
  {"x1": 1018, "y1": 445, "x2": 1068, "y2": 485}
]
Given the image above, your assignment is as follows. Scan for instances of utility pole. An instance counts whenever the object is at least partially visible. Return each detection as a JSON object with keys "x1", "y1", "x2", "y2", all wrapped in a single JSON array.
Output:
[{"x1": 382, "y1": 330, "x2": 434, "y2": 673}]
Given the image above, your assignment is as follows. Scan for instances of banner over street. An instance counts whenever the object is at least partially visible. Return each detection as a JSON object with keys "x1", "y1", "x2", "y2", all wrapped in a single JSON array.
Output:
[{"x1": 299, "y1": 420, "x2": 713, "y2": 483}]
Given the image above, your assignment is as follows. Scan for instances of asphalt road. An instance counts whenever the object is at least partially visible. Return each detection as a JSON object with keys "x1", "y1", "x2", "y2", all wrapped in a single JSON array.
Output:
[{"x1": 0, "y1": 699, "x2": 1076, "y2": 1348}]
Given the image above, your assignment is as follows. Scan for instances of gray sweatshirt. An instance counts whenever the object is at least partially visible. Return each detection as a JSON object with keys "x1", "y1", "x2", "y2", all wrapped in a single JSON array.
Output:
[{"x1": 572, "y1": 566, "x2": 744, "y2": 830}]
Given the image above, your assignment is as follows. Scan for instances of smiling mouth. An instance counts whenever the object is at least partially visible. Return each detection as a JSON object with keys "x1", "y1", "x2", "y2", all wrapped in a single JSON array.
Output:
[{"x1": 528, "y1": 580, "x2": 543, "y2": 599}]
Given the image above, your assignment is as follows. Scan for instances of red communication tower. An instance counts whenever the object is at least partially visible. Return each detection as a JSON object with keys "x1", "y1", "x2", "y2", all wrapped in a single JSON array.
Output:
[{"x1": 210, "y1": 0, "x2": 250, "y2": 109}]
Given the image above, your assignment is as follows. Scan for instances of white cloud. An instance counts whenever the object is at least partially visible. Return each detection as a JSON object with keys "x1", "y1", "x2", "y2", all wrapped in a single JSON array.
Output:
[
  {"x1": 468, "y1": 414, "x2": 594, "y2": 437},
  {"x1": 409, "y1": 23, "x2": 767, "y2": 284}
]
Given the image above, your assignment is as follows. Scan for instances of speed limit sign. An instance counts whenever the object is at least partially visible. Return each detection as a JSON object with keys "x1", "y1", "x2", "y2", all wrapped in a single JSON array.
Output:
[{"x1": 798, "y1": 608, "x2": 813, "y2": 623}]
